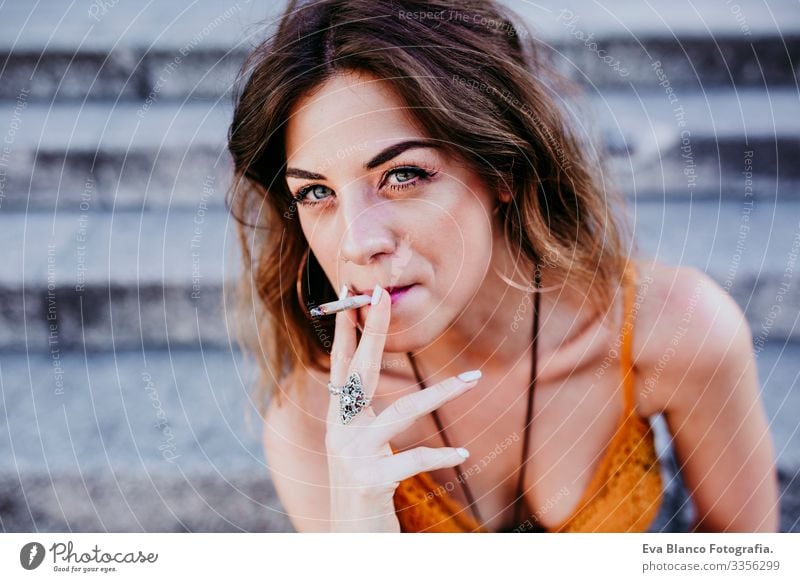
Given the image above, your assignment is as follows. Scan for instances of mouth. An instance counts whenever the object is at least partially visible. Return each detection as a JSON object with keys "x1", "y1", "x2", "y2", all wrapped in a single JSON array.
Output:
[{"x1": 351, "y1": 284, "x2": 418, "y2": 305}]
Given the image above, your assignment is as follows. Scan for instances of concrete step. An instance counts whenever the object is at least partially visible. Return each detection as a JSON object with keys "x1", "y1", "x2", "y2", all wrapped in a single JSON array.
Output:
[
  {"x1": 533, "y1": 0, "x2": 800, "y2": 90},
  {"x1": 0, "y1": 209, "x2": 239, "y2": 351},
  {"x1": 4, "y1": 0, "x2": 796, "y2": 54},
  {"x1": 0, "y1": 471, "x2": 291, "y2": 532},
  {"x1": 5, "y1": 33, "x2": 796, "y2": 102},
  {"x1": 0, "y1": 347, "x2": 291, "y2": 531},
  {"x1": 0, "y1": 348, "x2": 264, "y2": 474},
  {"x1": 524, "y1": 0, "x2": 800, "y2": 38},
  {"x1": 0, "y1": 342, "x2": 797, "y2": 532},
  {"x1": 0, "y1": 0, "x2": 280, "y2": 102},
  {"x1": 0, "y1": 199, "x2": 800, "y2": 352},
  {"x1": 0, "y1": 199, "x2": 798, "y2": 352},
  {"x1": 0, "y1": 100, "x2": 232, "y2": 211},
  {"x1": 584, "y1": 88, "x2": 800, "y2": 200},
  {"x1": 1, "y1": 1, "x2": 797, "y2": 103},
  {"x1": 632, "y1": 199, "x2": 800, "y2": 343},
  {"x1": 0, "y1": 89, "x2": 796, "y2": 212}
]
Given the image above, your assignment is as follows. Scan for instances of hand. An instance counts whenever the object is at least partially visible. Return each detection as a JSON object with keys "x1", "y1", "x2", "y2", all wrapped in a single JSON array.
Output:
[{"x1": 325, "y1": 285, "x2": 482, "y2": 532}]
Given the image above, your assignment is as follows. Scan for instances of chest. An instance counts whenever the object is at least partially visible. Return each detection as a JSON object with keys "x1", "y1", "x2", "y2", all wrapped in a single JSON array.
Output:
[{"x1": 381, "y1": 346, "x2": 646, "y2": 532}]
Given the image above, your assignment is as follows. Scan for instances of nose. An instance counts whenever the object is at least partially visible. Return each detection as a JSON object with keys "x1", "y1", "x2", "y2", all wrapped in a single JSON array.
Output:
[{"x1": 337, "y1": 187, "x2": 396, "y2": 265}]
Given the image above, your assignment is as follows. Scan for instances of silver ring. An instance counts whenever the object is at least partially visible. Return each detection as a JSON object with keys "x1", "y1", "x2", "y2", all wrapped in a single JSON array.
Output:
[{"x1": 328, "y1": 371, "x2": 370, "y2": 425}]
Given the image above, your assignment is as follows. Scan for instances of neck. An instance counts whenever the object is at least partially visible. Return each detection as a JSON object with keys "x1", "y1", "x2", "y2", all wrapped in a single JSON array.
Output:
[
  {"x1": 410, "y1": 265, "x2": 541, "y2": 381},
  {"x1": 382, "y1": 246, "x2": 600, "y2": 388},
  {"x1": 379, "y1": 266, "x2": 619, "y2": 397}
]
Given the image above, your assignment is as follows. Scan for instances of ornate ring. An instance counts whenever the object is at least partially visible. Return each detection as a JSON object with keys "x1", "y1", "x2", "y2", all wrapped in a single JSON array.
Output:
[{"x1": 328, "y1": 371, "x2": 370, "y2": 425}]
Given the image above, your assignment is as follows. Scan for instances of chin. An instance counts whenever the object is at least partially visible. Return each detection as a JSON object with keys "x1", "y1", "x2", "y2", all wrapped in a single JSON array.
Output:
[
  {"x1": 381, "y1": 332, "x2": 427, "y2": 355},
  {"x1": 355, "y1": 289, "x2": 458, "y2": 350},
  {"x1": 380, "y1": 313, "x2": 450, "y2": 354}
]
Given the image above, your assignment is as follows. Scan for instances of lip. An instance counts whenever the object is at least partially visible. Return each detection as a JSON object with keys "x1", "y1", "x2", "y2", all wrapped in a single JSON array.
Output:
[
  {"x1": 351, "y1": 283, "x2": 417, "y2": 305},
  {"x1": 386, "y1": 284, "x2": 416, "y2": 304}
]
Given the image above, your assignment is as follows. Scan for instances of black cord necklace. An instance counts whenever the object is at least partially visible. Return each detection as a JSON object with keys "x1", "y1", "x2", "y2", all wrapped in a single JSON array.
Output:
[{"x1": 405, "y1": 266, "x2": 542, "y2": 531}]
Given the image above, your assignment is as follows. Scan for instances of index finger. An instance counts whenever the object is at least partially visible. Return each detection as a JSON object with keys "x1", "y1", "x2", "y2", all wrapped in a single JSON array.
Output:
[{"x1": 351, "y1": 285, "x2": 390, "y2": 400}]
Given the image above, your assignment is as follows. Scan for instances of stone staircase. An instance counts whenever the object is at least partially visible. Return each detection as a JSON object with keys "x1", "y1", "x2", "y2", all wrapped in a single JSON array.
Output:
[{"x1": 0, "y1": 0, "x2": 797, "y2": 532}]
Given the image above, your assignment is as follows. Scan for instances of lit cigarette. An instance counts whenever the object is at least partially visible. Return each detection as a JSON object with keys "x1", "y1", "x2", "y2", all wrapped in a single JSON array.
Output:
[{"x1": 309, "y1": 294, "x2": 372, "y2": 317}]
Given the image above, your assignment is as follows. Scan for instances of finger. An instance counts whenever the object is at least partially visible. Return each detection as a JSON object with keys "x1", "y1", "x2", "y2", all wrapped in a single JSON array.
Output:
[
  {"x1": 330, "y1": 285, "x2": 357, "y2": 386},
  {"x1": 379, "y1": 446, "x2": 471, "y2": 484},
  {"x1": 328, "y1": 285, "x2": 357, "y2": 426},
  {"x1": 351, "y1": 285, "x2": 390, "y2": 399},
  {"x1": 368, "y1": 372, "x2": 481, "y2": 445}
]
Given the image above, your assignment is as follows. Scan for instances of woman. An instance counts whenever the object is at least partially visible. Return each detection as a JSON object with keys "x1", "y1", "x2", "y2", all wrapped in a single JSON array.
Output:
[{"x1": 226, "y1": 0, "x2": 778, "y2": 533}]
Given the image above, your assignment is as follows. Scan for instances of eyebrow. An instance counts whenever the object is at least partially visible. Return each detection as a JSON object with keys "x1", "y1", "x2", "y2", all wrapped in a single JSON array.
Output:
[{"x1": 284, "y1": 139, "x2": 439, "y2": 180}]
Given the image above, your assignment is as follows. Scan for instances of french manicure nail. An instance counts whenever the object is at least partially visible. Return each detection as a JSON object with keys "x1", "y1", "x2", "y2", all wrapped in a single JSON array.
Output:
[
  {"x1": 457, "y1": 370, "x2": 482, "y2": 382},
  {"x1": 456, "y1": 448, "x2": 470, "y2": 459},
  {"x1": 371, "y1": 285, "x2": 382, "y2": 306},
  {"x1": 338, "y1": 285, "x2": 348, "y2": 300}
]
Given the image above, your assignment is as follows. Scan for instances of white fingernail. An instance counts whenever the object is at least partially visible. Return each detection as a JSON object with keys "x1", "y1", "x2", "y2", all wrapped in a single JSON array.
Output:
[
  {"x1": 456, "y1": 448, "x2": 470, "y2": 459},
  {"x1": 371, "y1": 285, "x2": 382, "y2": 306},
  {"x1": 457, "y1": 370, "x2": 482, "y2": 382},
  {"x1": 338, "y1": 285, "x2": 348, "y2": 300}
]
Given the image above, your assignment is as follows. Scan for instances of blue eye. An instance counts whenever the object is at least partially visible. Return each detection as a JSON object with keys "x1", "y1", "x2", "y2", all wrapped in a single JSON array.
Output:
[
  {"x1": 383, "y1": 166, "x2": 436, "y2": 190},
  {"x1": 389, "y1": 169, "x2": 417, "y2": 183},
  {"x1": 291, "y1": 165, "x2": 438, "y2": 209},
  {"x1": 293, "y1": 184, "x2": 333, "y2": 206}
]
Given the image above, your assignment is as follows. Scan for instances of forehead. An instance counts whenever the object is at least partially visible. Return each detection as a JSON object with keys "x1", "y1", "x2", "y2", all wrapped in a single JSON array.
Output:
[{"x1": 285, "y1": 72, "x2": 427, "y2": 169}]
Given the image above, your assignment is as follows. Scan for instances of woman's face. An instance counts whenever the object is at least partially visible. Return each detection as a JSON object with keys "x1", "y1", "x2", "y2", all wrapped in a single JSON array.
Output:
[{"x1": 285, "y1": 71, "x2": 505, "y2": 351}]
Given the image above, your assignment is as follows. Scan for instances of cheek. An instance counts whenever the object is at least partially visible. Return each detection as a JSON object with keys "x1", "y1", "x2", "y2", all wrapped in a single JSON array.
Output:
[
  {"x1": 443, "y1": 188, "x2": 494, "y2": 253},
  {"x1": 423, "y1": 192, "x2": 494, "y2": 292}
]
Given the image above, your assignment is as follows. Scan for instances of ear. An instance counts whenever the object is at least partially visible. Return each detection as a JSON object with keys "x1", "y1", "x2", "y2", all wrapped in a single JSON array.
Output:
[{"x1": 498, "y1": 191, "x2": 512, "y2": 203}]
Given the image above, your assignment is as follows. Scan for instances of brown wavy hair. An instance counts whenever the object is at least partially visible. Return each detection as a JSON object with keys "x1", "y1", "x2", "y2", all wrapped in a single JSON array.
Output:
[{"x1": 226, "y1": 0, "x2": 633, "y2": 416}]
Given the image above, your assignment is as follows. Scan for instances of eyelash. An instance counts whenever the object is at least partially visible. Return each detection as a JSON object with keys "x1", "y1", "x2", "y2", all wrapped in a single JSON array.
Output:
[{"x1": 291, "y1": 164, "x2": 438, "y2": 209}]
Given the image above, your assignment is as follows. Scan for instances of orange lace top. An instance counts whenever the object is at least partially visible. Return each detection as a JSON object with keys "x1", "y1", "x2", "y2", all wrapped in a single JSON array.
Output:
[{"x1": 391, "y1": 263, "x2": 664, "y2": 532}]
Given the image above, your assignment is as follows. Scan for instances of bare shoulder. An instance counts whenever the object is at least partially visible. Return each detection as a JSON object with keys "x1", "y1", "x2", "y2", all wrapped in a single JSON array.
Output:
[
  {"x1": 262, "y1": 367, "x2": 331, "y2": 532},
  {"x1": 631, "y1": 258, "x2": 754, "y2": 416}
]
